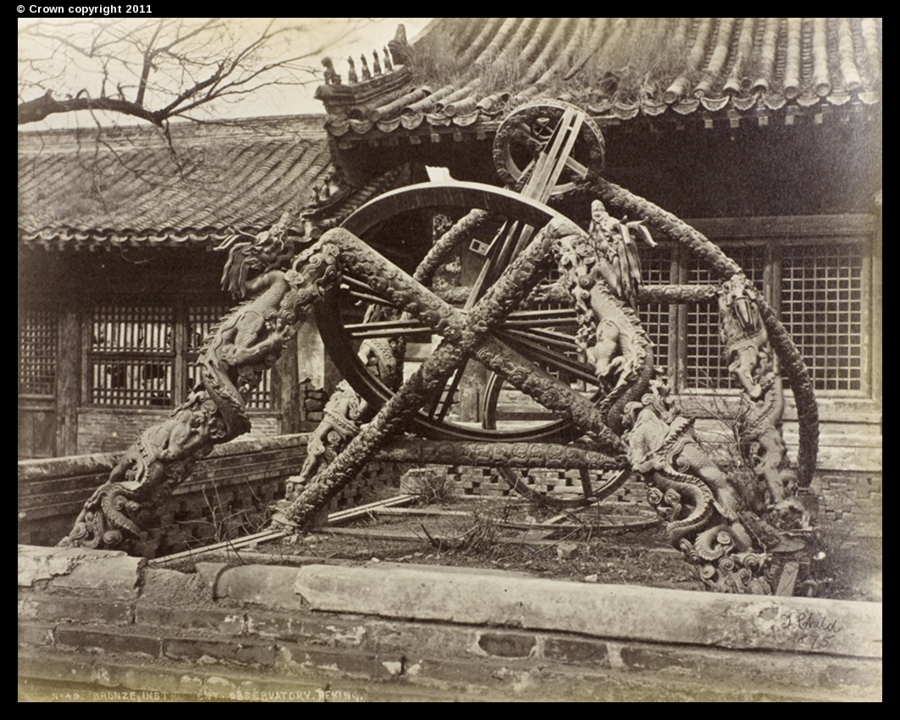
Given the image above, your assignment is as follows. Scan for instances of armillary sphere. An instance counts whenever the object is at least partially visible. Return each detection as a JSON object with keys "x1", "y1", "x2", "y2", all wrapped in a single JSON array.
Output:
[
  {"x1": 317, "y1": 182, "x2": 628, "y2": 507},
  {"x1": 492, "y1": 99, "x2": 605, "y2": 200},
  {"x1": 316, "y1": 101, "x2": 813, "y2": 508}
]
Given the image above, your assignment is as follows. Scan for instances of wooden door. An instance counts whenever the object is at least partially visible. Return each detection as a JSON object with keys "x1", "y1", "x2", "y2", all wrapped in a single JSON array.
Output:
[{"x1": 18, "y1": 306, "x2": 58, "y2": 459}]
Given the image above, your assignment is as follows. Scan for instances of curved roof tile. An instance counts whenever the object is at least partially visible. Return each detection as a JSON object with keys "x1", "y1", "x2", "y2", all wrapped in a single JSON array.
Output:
[
  {"x1": 18, "y1": 115, "x2": 406, "y2": 250},
  {"x1": 318, "y1": 18, "x2": 881, "y2": 140}
]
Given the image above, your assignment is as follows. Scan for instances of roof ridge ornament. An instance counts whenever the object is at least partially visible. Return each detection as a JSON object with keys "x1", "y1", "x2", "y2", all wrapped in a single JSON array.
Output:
[
  {"x1": 388, "y1": 23, "x2": 412, "y2": 67},
  {"x1": 321, "y1": 57, "x2": 341, "y2": 86}
]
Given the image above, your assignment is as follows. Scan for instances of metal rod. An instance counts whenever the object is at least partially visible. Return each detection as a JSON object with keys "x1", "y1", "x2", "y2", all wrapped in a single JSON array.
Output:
[
  {"x1": 341, "y1": 275, "x2": 379, "y2": 291},
  {"x1": 495, "y1": 331, "x2": 600, "y2": 385},
  {"x1": 147, "y1": 528, "x2": 287, "y2": 566},
  {"x1": 347, "y1": 289, "x2": 397, "y2": 307},
  {"x1": 502, "y1": 315, "x2": 576, "y2": 326},
  {"x1": 345, "y1": 318, "x2": 434, "y2": 338},
  {"x1": 325, "y1": 494, "x2": 417, "y2": 522},
  {"x1": 502, "y1": 327, "x2": 582, "y2": 352},
  {"x1": 506, "y1": 308, "x2": 578, "y2": 320},
  {"x1": 149, "y1": 495, "x2": 418, "y2": 565},
  {"x1": 434, "y1": 362, "x2": 467, "y2": 423}
]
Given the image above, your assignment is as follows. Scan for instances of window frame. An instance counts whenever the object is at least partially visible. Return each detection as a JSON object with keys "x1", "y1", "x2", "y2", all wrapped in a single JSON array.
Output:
[
  {"x1": 17, "y1": 303, "x2": 58, "y2": 400},
  {"x1": 638, "y1": 214, "x2": 877, "y2": 401},
  {"x1": 83, "y1": 302, "x2": 179, "y2": 408},
  {"x1": 81, "y1": 297, "x2": 276, "y2": 412}
]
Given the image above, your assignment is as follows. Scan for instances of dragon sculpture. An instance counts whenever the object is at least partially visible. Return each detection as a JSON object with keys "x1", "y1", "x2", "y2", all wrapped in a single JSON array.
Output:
[
  {"x1": 59, "y1": 392, "x2": 226, "y2": 553},
  {"x1": 59, "y1": 221, "x2": 299, "y2": 552},
  {"x1": 57, "y1": 193, "x2": 823, "y2": 595},
  {"x1": 58, "y1": 128, "x2": 823, "y2": 595},
  {"x1": 284, "y1": 334, "x2": 401, "y2": 503},
  {"x1": 547, "y1": 202, "x2": 817, "y2": 594}
]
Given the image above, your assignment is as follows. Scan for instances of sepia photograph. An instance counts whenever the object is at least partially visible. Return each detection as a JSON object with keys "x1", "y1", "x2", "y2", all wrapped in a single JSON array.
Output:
[{"x1": 19, "y1": 16, "x2": 881, "y2": 701}]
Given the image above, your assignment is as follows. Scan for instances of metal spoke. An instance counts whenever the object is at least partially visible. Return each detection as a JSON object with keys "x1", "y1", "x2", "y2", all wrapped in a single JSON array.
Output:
[
  {"x1": 502, "y1": 307, "x2": 578, "y2": 328},
  {"x1": 464, "y1": 220, "x2": 535, "y2": 312},
  {"x1": 344, "y1": 318, "x2": 434, "y2": 339},
  {"x1": 346, "y1": 289, "x2": 398, "y2": 308},
  {"x1": 494, "y1": 330, "x2": 600, "y2": 386},
  {"x1": 423, "y1": 362, "x2": 466, "y2": 422},
  {"x1": 342, "y1": 275, "x2": 380, "y2": 291},
  {"x1": 500, "y1": 327, "x2": 582, "y2": 353},
  {"x1": 564, "y1": 155, "x2": 589, "y2": 176}
]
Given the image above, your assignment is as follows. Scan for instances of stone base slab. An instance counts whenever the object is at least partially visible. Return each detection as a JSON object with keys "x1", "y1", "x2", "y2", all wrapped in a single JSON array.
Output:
[{"x1": 18, "y1": 545, "x2": 882, "y2": 701}]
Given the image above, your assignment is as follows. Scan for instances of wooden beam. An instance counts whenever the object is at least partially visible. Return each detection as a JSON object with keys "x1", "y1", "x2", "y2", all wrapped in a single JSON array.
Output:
[
  {"x1": 276, "y1": 332, "x2": 300, "y2": 434},
  {"x1": 684, "y1": 214, "x2": 874, "y2": 239},
  {"x1": 56, "y1": 307, "x2": 80, "y2": 457}
]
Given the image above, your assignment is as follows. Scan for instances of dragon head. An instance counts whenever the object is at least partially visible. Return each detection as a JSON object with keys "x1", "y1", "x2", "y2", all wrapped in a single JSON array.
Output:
[{"x1": 721, "y1": 275, "x2": 760, "y2": 335}]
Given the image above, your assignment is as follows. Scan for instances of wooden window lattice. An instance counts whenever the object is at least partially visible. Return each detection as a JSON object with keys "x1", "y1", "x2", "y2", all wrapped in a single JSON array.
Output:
[
  {"x1": 780, "y1": 243, "x2": 864, "y2": 392},
  {"x1": 636, "y1": 244, "x2": 671, "y2": 364},
  {"x1": 89, "y1": 305, "x2": 174, "y2": 407},
  {"x1": 89, "y1": 303, "x2": 274, "y2": 409},
  {"x1": 685, "y1": 245, "x2": 766, "y2": 390},
  {"x1": 19, "y1": 308, "x2": 57, "y2": 396}
]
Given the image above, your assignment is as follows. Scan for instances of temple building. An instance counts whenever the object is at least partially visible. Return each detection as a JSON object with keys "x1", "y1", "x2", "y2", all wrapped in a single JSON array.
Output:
[
  {"x1": 19, "y1": 18, "x2": 881, "y2": 491},
  {"x1": 17, "y1": 116, "x2": 411, "y2": 458}
]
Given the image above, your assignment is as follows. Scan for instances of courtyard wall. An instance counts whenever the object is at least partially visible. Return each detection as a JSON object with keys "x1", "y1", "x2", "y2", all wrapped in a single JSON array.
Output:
[
  {"x1": 17, "y1": 430, "x2": 881, "y2": 559},
  {"x1": 17, "y1": 434, "x2": 401, "y2": 556}
]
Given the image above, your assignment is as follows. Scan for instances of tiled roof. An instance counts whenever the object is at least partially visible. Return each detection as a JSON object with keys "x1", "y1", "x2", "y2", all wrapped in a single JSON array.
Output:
[
  {"x1": 320, "y1": 18, "x2": 882, "y2": 139},
  {"x1": 18, "y1": 115, "x2": 396, "y2": 250}
]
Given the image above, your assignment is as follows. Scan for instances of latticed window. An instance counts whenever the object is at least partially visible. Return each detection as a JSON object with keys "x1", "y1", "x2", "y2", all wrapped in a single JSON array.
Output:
[
  {"x1": 87, "y1": 302, "x2": 273, "y2": 409},
  {"x1": 685, "y1": 245, "x2": 766, "y2": 390},
  {"x1": 781, "y1": 243, "x2": 866, "y2": 393},
  {"x1": 89, "y1": 305, "x2": 175, "y2": 406},
  {"x1": 627, "y1": 219, "x2": 875, "y2": 397},
  {"x1": 18, "y1": 308, "x2": 57, "y2": 396},
  {"x1": 637, "y1": 243, "x2": 672, "y2": 366}
]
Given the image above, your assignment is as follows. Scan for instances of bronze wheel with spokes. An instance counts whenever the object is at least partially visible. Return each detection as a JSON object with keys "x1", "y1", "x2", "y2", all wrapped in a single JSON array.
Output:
[{"x1": 317, "y1": 182, "x2": 610, "y2": 444}]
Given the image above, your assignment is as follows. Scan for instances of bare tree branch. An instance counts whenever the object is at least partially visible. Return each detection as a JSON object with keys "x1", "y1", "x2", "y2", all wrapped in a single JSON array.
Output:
[
  {"x1": 135, "y1": 19, "x2": 164, "y2": 107},
  {"x1": 18, "y1": 89, "x2": 160, "y2": 125},
  {"x1": 17, "y1": 18, "x2": 355, "y2": 127}
]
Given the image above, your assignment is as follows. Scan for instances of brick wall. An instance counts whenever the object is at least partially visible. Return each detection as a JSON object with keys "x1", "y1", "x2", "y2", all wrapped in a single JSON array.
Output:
[
  {"x1": 76, "y1": 408, "x2": 285, "y2": 455},
  {"x1": 18, "y1": 434, "x2": 402, "y2": 557},
  {"x1": 434, "y1": 465, "x2": 881, "y2": 539},
  {"x1": 812, "y1": 472, "x2": 882, "y2": 539},
  {"x1": 17, "y1": 547, "x2": 882, "y2": 701},
  {"x1": 18, "y1": 432, "x2": 881, "y2": 561},
  {"x1": 298, "y1": 380, "x2": 329, "y2": 432},
  {"x1": 446, "y1": 466, "x2": 648, "y2": 505}
]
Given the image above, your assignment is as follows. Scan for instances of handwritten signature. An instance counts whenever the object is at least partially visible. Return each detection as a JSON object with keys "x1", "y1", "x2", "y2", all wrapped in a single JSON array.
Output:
[{"x1": 781, "y1": 611, "x2": 842, "y2": 649}]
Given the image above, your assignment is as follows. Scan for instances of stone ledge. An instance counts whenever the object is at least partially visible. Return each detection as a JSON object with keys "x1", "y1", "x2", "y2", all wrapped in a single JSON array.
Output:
[
  {"x1": 19, "y1": 546, "x2": 882, "y2": 661},
  {"x1": 199, "y1": 563, "x2": 307, "y2": 611},
  {"x1": 292, "y1": 563, "x2": 882, "y2": 659},
  {"x1": 17, "y1": 546, "x2": 883, "y2": 700},
  {"x1": 17, "y1": 434, "x2": 308, "y2": 484},
  {"x1": 18, "y1": 593, "x2": 134, "y2": 625},
  {"x1": 18, "y1": 545, "x2": 143, "y2": 598}
]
